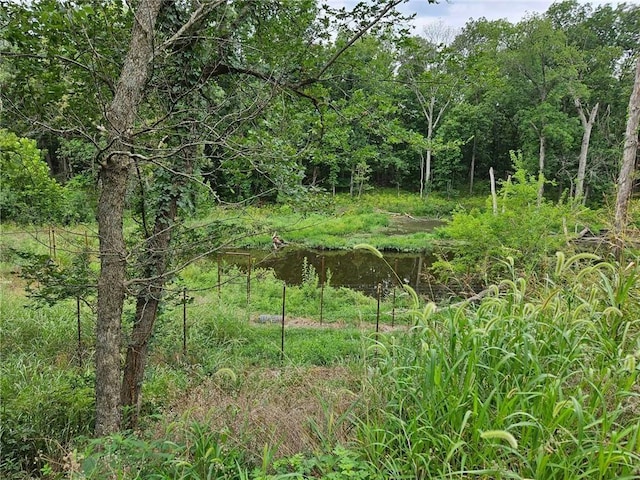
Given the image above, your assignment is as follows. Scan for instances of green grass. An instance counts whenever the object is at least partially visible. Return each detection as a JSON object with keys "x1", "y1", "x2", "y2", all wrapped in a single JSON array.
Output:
[
  {"x1": 355, "y1": 253, "x2": 640, "y2": 479},
  {"x1": 2, "y1": 193, "x2": 639, "y2": 479},
  {"x1": 3, "y1": 250, "x2": 640, "y2": 479},
  {"x1": 185, "y1": 190, "x2": 474, "y2": 252}
]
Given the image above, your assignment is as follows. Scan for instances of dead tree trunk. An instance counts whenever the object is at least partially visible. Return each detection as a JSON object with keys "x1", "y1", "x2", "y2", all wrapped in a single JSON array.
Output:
[
  {"x1": 614, "y1": 57, "x2": 640, "y2": 258},
  {"x1": 537, "y1": 134, "x2": 546, "y2": 205},
  {"x1": 469, "y1": 135, "x2": 477, "y2": 195},
  {"x1": 575, "y1": 98, "x2": 599, "y2": 201},
  {"x1": 95, "y1": 0, "x2": 163, "y2": 437}
]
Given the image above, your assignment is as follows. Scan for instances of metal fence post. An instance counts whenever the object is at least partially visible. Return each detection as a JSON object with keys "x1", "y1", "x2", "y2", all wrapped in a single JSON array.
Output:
[
  {"x1": 320, "y1": 256, "x2": 325, "y2": 324},
  {"x1": 281, "y1": 282, "x2": 286, "y2": 363},
  {"x1": 183, "y1": 288, "x2": 187, "y2": 357},
  {"x1": 376, "y1": 283, "x2": 381, "y2": 334},
  {"x1": 77, "y1": 295, "x2": 82, "y2": 367}
]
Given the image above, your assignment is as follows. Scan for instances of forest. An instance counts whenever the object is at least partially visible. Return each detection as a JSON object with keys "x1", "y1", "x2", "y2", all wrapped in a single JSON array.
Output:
[{"x1": 1, "y1": 0, "x2": 640, "y2": 478}]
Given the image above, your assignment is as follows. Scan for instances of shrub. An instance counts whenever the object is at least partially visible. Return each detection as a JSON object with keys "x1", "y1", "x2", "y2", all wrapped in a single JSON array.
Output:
[
  {"x1": 62, "y1": 173, "x2": 98, "y2": 223},
  {"x1": 0, "y1": 129, "x2": 65, "y2": 223},
  {"x1": 432, "y1": 152, "x2": 588, "y2": 286}
]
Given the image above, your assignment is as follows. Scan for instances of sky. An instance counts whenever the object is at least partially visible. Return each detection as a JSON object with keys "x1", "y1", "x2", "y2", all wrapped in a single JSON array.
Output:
[
  {"x1": 332, "y1": 1, "x2": 631, "y2": 35},
  {"x1": 398, "y1": 0, "x2": 630, "y2": 33}
]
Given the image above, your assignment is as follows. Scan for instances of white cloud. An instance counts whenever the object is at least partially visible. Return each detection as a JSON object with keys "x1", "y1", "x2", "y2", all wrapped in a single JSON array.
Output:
[{"x1": 397, "y1": 0, "x2": 629, "y2": 36}]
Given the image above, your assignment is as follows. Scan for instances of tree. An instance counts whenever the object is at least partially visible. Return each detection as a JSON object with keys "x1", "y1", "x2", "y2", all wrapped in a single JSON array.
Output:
[
  {"x1": 503, "y1": 16, "x2": 580, "y2": 203},
  {"x1": 573, "y1": 97, "x2": 599, "y2": 199},
  {"x1": 546, "y1": 0, "x2": 640, "y2": 201},
  {"x1": 94, "y1": 0, "x2": 165, "y2": 437},
  {"x1": 614, "y1": 56, "x2": 640, "y2": 255},
  {"x1": 3, "y1": 0, "x2": 429, "y2": 436},
  {"x1": 450, "y1": 18, "x2": 517, "y2": 192},
  {"x1": 397, "y1": 27, "x2": 461, "y2": 197}
]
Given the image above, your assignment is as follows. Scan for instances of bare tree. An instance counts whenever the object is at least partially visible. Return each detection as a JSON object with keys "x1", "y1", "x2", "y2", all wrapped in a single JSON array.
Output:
[
  {"x1": 574, "y1": 97, "x2": 599, "y2": 201},
  {"x1": 403, "y1": 24, "x2": 459, "y2": 198},
  {"x1": 613, "y1": 56, "x2": 640, "y2": 258}
]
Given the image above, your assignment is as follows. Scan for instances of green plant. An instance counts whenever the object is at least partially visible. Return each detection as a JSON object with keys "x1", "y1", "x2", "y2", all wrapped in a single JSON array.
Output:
[
  {"x1": 432, "y1": 153, "x2": 588, "y2": 286},
  {"x1": 14, "y1": 245, "x2": 96, "y2": 307},
  {"x1": 0, "y1": 129, "x2": 65, "y2": 223},
  {"x1": 62, "y1": 173, "x2": 98, "y2": 224},
  {"x1": 0, "y1": 357, "x2": 95, "y2": 477},
  {"x1": 354, "y1": 251, "x2": 640, "y2": 479}
]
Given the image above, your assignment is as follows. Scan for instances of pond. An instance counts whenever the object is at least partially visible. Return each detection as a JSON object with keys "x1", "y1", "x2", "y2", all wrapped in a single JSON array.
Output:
[{"x1": 218, "y1": 216, "x2": 450, "y2": 299}]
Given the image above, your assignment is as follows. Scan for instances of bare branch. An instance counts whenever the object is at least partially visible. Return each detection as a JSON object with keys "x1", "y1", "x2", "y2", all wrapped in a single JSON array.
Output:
[{"x1": 159, "y1": 0, "x2": 227, "y2": 53}]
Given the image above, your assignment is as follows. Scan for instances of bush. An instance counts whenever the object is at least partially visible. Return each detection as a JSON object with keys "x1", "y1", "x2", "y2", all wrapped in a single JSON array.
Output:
[
  {"x1": 0, "y1": 129, "x2": 65, "y2": 224},
  {"x1": 432, "y1": 152, "x2": 588, "y2": 286},
  {"x1": 0, "y1": 359, "x2": 95, "y2": 476},
  {"x1": 62, "y1": 173, "x2": 98, "y2": 223}
]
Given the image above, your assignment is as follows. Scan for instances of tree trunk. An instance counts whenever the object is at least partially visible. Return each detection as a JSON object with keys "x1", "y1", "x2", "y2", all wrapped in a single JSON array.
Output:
[
  {"x1": 419, "y1": 152, "x2": 425, "y2": 198},
  {"x1": 95, "y1": 0, "x2": 163, "y2": 437},
  {"x1": 614, "y1": 57, "x2": 640, "y2": 257},
  {"x1": 575, "y1": 99, "x2": 599, "y2": 200},
  {"x1": 121, "y1": 193, "x2": 179, "y2": 429},
  {"x1": 537, "y1": 134, "x2": 546, "y2": 205},
  {"x1": 349, "y1": 167, "x2": 355, "y2": 196},
  {"x1": 425, "y1": 148, "x2": 432, "y2": 194},
  {"x1": 423, "y1": 100, "x2": 434, "y2": 196},
  {"x1": 95, "y1": 158, "x2": 130, "y2": 437},
  {"x1": 489, "y1": 167, "x2": 497, "y2": 216},
  {"x1": 469, "y1": 135, "x2": 477, "y2": 195}
]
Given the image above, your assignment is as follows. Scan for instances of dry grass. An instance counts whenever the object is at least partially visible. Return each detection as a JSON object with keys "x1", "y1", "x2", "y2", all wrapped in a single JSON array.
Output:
[
  {"x1": 253, "y1": 316, "x2": 409, "y2": 333},
  {"x1": 160, "y1": 365, "x2": 362, "y2": 459}
]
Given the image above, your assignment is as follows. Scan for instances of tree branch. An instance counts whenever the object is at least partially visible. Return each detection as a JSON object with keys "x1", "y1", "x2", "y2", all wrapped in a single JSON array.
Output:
[
  {"x1": 159, "y1": 0, "x2": 228, "y2": 53},
  {"x1": 302, "y1": 0, "x2": 406, "y2": 85}
]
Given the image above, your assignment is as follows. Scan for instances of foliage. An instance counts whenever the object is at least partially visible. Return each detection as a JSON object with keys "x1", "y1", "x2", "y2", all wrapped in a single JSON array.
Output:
[
  {"x1": 0, "y1": 130, "x2": 65, "y2": 223},
  {"x1": 2, "y1": 2, "x2": 638, "y2": 202},
  {"x1": 61, "y1": 174, "x2": 98, "y2": 224},
  {"x1": 432, "y1": 153, "x2": 588, "y2": 285},
  {"x1": 2, "y1": 231, "x2": 640, "y2": 478},
  {"x1": 356, "y1": 252, "x2": 640, "y2": 479},
  {"x1": 0, "y1": 294, "x2": 95, "y2": 477},
  {"x1": 67, "y1": 423, "x2": 248, "y2": 480},
  {"x1": 14, "y1": 246, "x2": 96, "y2": 307}
]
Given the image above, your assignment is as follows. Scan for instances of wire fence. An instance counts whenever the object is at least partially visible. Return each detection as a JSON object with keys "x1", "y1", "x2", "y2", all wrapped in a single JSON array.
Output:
[{"x1": 6, "y1": 227, "x2": 432, "y2": 366}]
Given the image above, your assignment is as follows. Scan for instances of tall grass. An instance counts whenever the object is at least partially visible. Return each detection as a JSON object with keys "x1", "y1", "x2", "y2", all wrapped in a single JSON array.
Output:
[
  {"x1": 3, "y1": 215, "x2": 639, "y2": 479},
  {"x1": 357, "y1": 253, "x2": 640, "y2": 479},
  {"x1": 0, "y1": 294, "x2": 95, "y2": 476}
]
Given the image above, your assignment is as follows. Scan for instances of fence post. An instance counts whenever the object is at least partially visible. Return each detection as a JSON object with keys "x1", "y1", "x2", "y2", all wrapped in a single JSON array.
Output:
[
  {"x1": 247, "y1": 255, "x2": 252, "y2": 321},
  {"x1": 217, "y1": 255, "x2": 221, "y2": 299},
  {"x1": 281, "y1": 283, "x2": 286, "y2": 363},
  {"x1": 392, "y1": 287, "x2": 396, "y2": 327},
  {"x1": 319, "y1": 255, "x2": 325, "y2": 324},
  {"x1": 76, "y1": 295, "x2": 82, "y2": 368},
  {"x1": 52, "y1": 226, "x2": 57, "y2": 259},
  {"x1": 182, "y1": 288, "x2": 187, "y2": 357},
  {"x1": 376, "y1": 283, "x2": 381, "y2": 334},
  {"x1": 393, "y1": 259, "x2": 398, "y2": 327}
]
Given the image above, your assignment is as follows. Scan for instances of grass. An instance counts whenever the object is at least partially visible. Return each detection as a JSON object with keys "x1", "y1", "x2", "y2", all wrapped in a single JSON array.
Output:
[
  {"x1": 187, "y1": 190, "x2": 476, "y2": 252},
  {"x1": 355, "y1": 252, "x2": 640, "y2": 479},
  {"x1": 3, "y1": 250, "x2": 640, "y2": 478},
  {"x1": 2, "y1": 192, "x2": 640, "y2": 479}
]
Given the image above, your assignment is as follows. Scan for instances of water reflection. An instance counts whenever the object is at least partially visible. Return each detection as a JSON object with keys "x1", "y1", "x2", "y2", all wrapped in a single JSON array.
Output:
[{"x1": 219, "y1": 247, "x2": 445, "y2": 299}]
